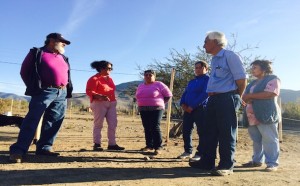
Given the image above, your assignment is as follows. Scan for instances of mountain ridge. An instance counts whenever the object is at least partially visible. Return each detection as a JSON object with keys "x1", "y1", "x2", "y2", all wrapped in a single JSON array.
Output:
[{"x1": 1, "y1": 82, "x2": 299, "y2": 107}]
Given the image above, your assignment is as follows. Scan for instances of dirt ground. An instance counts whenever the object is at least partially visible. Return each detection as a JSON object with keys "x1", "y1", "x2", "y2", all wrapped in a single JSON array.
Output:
[{"x1": 0, "y1": 113, "x2": 300, "y2": 186}]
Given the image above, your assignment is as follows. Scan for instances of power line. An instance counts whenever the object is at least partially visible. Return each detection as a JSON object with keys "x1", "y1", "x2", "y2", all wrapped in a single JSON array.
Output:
[
  {"x1": 0, "y1": 61, "x2": 20, "y2": 65},
  {"x1": 0, "y1": 61, "x2": 139, "y2": 75}
]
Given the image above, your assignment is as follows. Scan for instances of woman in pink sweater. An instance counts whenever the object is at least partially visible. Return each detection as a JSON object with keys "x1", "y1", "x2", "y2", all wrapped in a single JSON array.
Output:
[{"x1": 135, "y1": 70, "x2": 172, "y2": 155}]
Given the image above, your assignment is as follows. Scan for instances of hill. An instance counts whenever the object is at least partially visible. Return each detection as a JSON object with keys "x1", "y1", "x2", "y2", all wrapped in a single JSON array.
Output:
[
  {"x1": 280, "y1": 89, "x2": 300, "y2": 103},
  {"x1": 68, "y1": 81, "x2": 143, "y2": 110},
  {"x1": 1, "y1": 84, "x2": 299, "y2": 107},
  {"x1": 0, "y1": 92, "x2": 30, "y2": 102}
]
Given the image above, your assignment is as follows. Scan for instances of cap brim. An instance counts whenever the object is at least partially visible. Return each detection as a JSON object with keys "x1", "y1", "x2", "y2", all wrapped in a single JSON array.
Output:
[{"x1": 60, "y1": 39, "x2": 71, "y2": 45}]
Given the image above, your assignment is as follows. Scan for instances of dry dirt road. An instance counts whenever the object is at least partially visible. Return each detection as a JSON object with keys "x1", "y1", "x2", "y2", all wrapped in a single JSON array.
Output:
[{"x1": 1, "y1": 114, "x2": 300, "y2": 186}]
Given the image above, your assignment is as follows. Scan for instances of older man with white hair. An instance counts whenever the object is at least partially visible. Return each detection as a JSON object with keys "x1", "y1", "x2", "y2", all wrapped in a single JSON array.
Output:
[{"x1": 189, "y1": 31, "x2": 247, "y2": 176}]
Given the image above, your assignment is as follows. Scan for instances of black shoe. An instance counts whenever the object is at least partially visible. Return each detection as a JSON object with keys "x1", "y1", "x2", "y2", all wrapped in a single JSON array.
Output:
[
  {"x1": 36, "y1": 150, "x2": 60, "y2": 157},
  {"x1": 107, "y1": 144, "x2": 125, "y2": 151},
  {"x1": 242, "y1": 161, "x2": 263, "y2": 167},
  {"x1": 189, "y1": 160, "x2": 214, "y2": 171},
  {"x1": 9, "y1": 154, "x2": 23, "y2": 163},
  {"x1": 93, "y1": 144, "x2": 104, "y2": 151}
]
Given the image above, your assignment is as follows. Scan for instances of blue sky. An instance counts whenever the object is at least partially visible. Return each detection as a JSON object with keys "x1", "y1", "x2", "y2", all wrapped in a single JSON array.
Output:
[{"x1": 0, "y1": 0, "x2": 299, "y2": 96}]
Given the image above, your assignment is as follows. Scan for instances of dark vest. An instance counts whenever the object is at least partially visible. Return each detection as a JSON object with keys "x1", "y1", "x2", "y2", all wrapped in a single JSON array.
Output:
[
  {"x1": 243, "y1": 75, "x2": 280, "y2": 126},
  {"x1": 24, "y1": 47, "x2": 73, "y2": 98}
]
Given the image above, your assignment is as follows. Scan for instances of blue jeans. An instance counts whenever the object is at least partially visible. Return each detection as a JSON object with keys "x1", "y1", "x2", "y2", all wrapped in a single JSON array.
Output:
[
  {"x1": 10, "y1": 87, "x2": 67, "y2": 155},
  {"x1": 248, "y1": 123, "x2": 279, "y2": 167},
  {"x1": 202, "y1": 92, "x2": 241, "y2": 169},
  {"x1": 140, "y1": 110, "x2": 163, "y2": 150},
  {"x1": 182, "y1": 106, "x2": 206, "y2": 155}
]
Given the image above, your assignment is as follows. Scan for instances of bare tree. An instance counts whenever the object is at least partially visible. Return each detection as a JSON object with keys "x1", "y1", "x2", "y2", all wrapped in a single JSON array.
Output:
[{"x1": 137, "y1": 34, "x2": 261, "y2": 102}]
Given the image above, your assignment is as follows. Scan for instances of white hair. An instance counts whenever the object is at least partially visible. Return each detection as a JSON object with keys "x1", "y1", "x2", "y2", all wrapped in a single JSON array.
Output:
[{"x1": 206, "y1": 31, "x2": 228, "y2": 48}]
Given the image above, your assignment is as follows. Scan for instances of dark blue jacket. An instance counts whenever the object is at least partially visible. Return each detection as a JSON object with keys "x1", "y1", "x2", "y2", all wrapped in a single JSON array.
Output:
[{"x1": 180, "y1": 74, "x2": 209, "y2": 109}]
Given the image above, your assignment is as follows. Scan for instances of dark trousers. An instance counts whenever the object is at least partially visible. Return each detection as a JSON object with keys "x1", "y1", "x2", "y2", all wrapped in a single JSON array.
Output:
[
  {"x1": 182, "y1": 106, "x2": 206, "y2": 155},
  {"x1": 140, "y1": 110, "x2": 163, "y2": 150},
  {"x1": 202, "y1": 92, "x2": 241, "y2": 169}
]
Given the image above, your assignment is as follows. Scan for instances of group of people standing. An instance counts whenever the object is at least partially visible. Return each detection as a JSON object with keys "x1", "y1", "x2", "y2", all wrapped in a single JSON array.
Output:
[
  {"x1": 9, "y1": 31, "x2": 281, "y2": 177},
  {"x1": 179, "y1": 31, "x2": 281, "y2": 176}
]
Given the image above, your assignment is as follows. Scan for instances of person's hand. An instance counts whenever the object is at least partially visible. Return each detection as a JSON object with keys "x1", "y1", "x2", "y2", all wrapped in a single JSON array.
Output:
[
  {"x1": 102, "y1": 96, "x2": 110, "y2": 101},
  {"x1": 186, "y1": 106, "x2": 193, "y2": 113},
  {"x1": 242, "y1": 94, "x2": 252, "y2": 104},
  {"x1": 94, "y1": 94, "x2": 110, "y2": 101},
  {"x1": 241, "y1": 99, "x2": 247, "y2": 107}
]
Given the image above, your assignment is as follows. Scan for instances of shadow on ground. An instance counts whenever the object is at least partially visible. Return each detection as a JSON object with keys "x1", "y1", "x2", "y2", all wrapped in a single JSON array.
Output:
[{"x1": 0, "y1": 165, "x2": 211, "y2": 185}]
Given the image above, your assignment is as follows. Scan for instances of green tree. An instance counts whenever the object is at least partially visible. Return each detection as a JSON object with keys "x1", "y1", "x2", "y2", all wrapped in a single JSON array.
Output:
[{"x1": 282, "y1": 102, "x2": 300, "y2": 120}]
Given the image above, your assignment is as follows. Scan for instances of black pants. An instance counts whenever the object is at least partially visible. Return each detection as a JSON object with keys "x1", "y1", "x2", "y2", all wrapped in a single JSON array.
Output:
[
  {"x1": 140, "y1": 110, "x2": 163, "y2": 150},
  {"x1": 202, "y1": 92, "x2": 241, "y2": 169}
]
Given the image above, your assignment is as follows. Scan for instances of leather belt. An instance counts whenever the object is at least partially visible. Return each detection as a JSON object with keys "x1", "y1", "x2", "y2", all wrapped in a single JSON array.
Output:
[{"x1": 208, "y1": 90, "x2": 237, "y2": 96}]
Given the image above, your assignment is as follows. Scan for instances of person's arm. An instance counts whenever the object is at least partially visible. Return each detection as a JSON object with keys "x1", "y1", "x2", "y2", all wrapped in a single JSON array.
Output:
[
  {"x1": 180, "y1": 90, "x2": 187, "y2": 106},
  {"x1": 20, "y1": 50, "x2": 34, "y2": 86},
  {"x1": 242, "y1": 78, "x2": 280, "y2": 103},
  {"x1": 242, "y1": 91, "x2": 277, "y2": 103},
  {"x1": 226, "y1": 51, "x2": 248, "y2": 97},
  {"x1": 159, "y1": 82, "x2": 173, "y2": 102},
  {"x1": 236, "y1": 78, "x2": 247, "y2": 106},
  {"x1": 189, "y1": 77, "x2": 209, "y2": 110},
  {"x1": 235, "y1": 79, "x2": 247, "y2": 97},
  {"x1": 86, "y1": 77, "x2": 109, "y2": 101}
]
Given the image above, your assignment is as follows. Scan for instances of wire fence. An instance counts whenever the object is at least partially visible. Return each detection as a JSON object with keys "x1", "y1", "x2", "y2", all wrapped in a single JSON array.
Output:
[{"x1": 282, "y1": 117, "x2": 300, "y2": 131}]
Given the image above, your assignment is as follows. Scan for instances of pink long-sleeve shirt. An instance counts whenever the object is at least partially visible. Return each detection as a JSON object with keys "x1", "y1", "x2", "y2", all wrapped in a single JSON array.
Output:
[{"x1": 135, "y1": 81, "x2": 172, "y2": 109}]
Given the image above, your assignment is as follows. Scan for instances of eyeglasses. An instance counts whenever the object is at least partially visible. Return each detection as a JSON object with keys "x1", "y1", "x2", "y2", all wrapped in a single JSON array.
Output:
[
  {"x1": 144, "y1": 73, "x2": 153, "y2": 77},
  {"x1": 105, "y1": 67, "x2": 113, "y2": 71}
]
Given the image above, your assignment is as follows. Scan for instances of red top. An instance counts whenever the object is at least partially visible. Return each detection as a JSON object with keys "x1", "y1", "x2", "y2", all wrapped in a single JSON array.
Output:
[{"x1": 86, "y1": 73, "x2": 116, "y2": 102}]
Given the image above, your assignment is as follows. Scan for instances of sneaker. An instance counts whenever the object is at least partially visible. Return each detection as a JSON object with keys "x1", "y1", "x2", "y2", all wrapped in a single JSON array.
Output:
[
  {"x1": 265, "y1": 165, "x2": 278, "y2": 172},
  {"x1": 93, "y1": 144, "x2": 103, "y2": 151},
  {"x1": 9, "y1": 154, "x2": 22, "y2": 163},
  {"x1": 140, "y1": 147, "x2": 153, "y2": 152},
  {"x1": 211, "y1": 168, "x2": 233, "y2": 176},
  {"x1": 108, "y1": 144, "x2": 125, "y2": 151},
  {"x1": 177, "y1": 152, "x2": 192, "y2": 159},
  {"x1": 36, "y1": 150, "x2": 60, "y2": 157},
  {"x1": 242, "y1": 161, "x2": 263, "y2": 167},
  {"x1": 190, "y1": 154, "x2": 201, "y2": 162}
]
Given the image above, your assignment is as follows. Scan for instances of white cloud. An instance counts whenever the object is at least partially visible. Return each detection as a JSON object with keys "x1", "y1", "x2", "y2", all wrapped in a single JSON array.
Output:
[
  {"x1": 61, "y1": 0, "x2": 104, "y2": 36},
  {"x1": 234, "y1": 18, "x2": 259, "y2": 30}
]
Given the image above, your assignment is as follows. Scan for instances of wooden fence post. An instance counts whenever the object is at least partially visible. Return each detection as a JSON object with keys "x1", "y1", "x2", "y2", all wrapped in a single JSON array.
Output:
[
  {"x1": 10, "y1": 99, "x2": 14, "y2": 113},
  {"x1": 165, "y1": 68, "x2": 175, "y2": 144},
  {"x1": 278, "y1": 97, "x2": 283, "y2": 142}
]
